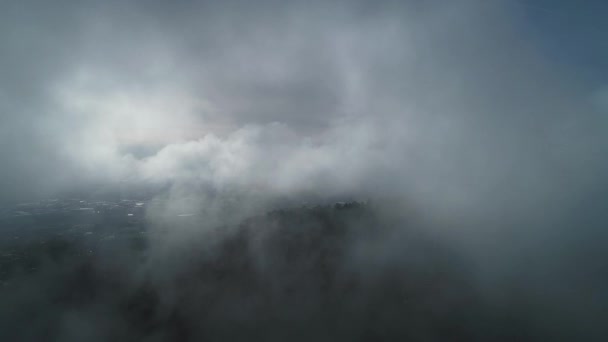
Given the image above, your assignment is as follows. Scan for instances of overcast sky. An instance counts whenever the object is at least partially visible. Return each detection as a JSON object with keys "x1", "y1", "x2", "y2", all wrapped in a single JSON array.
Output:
[
  {"x1": 4, "y1": 3, "x2": 608, "y2": 340},
  {"x1": 1, "y1": 0, "x2": 607, "y2": 211}
]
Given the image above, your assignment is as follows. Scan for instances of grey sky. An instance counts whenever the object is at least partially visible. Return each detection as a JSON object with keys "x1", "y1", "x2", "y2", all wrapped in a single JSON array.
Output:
[
  {"x1": 0, "y1": 0, "x2": 606, "y2": 211},
  {"x1": 2, "y1": 2, "x2": 608, "y2": 339}
]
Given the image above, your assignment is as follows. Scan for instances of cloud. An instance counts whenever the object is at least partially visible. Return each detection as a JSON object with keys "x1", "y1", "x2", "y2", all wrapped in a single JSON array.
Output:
[
  {"x1": 0, "y1": 0, "x2": 605, "y2": 252},
  {"x1": 2, "y1": 1, "x2": 608, "y2": 339}
]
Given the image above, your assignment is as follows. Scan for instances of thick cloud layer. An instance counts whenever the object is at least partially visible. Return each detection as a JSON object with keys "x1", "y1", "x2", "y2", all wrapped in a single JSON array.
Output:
[
  {"x1": 2, "y1": 0, "x2": 607, "y2": 260},
  {"x1": 2, "y1": 0, "x2": 605, "y2": 209},
  {"x1": 2, "y1": 0, "x2": 608, "y2": 340},
  {"x1": 4, "y1": 0, "x2": 608, "y2": 287}
]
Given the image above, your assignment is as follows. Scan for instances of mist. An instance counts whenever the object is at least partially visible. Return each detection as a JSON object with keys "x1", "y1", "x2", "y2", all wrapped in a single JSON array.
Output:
[{"x1": 1, "y1": 0, "x2": 608, "y2": 340}]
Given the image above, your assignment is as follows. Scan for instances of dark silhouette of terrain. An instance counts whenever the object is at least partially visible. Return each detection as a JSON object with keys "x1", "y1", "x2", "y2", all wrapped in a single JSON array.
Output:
[{"x1": 0, "y1": 201, "x2": 588, "y2": 341}]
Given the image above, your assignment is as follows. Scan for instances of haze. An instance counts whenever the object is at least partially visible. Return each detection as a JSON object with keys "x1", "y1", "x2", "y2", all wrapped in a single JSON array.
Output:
[{"x1": 1, "y1": 0, "x2": 607, "y2": 340}]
